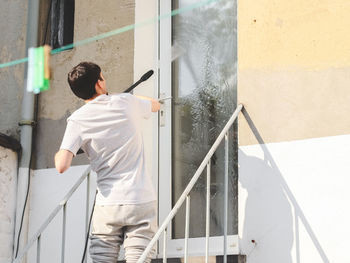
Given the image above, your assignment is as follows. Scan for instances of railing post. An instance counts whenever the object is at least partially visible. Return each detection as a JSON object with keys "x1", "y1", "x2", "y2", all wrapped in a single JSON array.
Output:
[
  {"x1": 223, "y1": 133, "x2": 229, "y2": 263},
  {"x1": 136, "y1": 105, "x2": 243, "y2": 263},
  {"x1": 11, "y1": 166, "x2": 91, "y2": 263},
  {"x1": 84, "y1": 172, "x2": 91, "y2": 263},
  {"x1": 86, "y1": 173, "x2": 90, "y2": 233},
  {"x1": 61, "y1": 204, "x2": 67, "y2": 263},
  {"x1": 205, "y1": 160, "x2": 211, "y2": 263},
  {"x1": 163, "y1": 228, "x2": 167, "y2": 263},
  {"x1": 36, "y1": 235, "x2": 41, "y2": 263},
  {"x1": 184, "y1": 196, "x2": 190, "y2": 263}
]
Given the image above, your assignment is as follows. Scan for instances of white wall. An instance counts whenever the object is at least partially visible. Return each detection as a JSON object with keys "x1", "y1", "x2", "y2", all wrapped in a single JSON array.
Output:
[
  {"x1": 27, "y1": 165, "x2": 96, "y2": 263},
  {"x1": 238, "y1": 134, "x2": 350, "y2": 263},
  {"x1": 0, "y1": 147, "x2": 18, "y2": 263}
]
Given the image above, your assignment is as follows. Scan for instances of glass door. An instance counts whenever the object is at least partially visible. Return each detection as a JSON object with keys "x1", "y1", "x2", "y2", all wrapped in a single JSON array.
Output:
[{"x1": 158, "y1": 0, "x2": 238, "y2": 257}]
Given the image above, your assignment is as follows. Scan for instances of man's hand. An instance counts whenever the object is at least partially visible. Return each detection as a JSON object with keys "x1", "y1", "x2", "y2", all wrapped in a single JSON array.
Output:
[
  {"x1": 135, "y1": 95, "x2": 161, "y2": 112},
  {"x1": 55, "y1": 149, "x2": 74, "y2": 173},
  {"x1": 151, "y1": 99, "x2": 161, "y2": 112}
]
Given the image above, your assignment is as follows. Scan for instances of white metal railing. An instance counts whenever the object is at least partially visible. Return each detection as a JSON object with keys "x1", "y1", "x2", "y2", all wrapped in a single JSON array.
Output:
[
  {"x1": 12, "y1": 166, "x2": 92, "y2": 263},
  {"x1": 138, "y1": 104, "x2": 243, "y2": 263},
  {"x1": 13, "y1": 104, "x2": 243, "y2": 263}
]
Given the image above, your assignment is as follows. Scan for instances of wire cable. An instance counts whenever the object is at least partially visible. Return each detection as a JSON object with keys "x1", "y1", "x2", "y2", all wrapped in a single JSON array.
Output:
[{"x1": 14, "y1": 162, "x2": 31, "y2": 258}]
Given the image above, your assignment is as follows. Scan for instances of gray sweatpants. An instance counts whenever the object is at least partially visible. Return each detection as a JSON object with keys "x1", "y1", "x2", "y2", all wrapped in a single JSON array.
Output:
[{"x1": 89, "y1": 201, "x2": 157, "y2": 263}]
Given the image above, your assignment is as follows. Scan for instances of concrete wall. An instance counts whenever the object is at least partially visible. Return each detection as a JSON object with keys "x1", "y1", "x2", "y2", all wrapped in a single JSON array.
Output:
[
  {"x1": 238, "y1": 0, "x2": 350, "y2": 262},
  {"x1": 0, "y1": 147, "x2": 18, "y2": 263},
  {"x1": 35, "y1": 0, "x2": 135, "y2": 169},
  {"x1": 0, "y1": 0, "x2": 137, "y2": 165},
  {"x1": 0, "y1": 0, "x2": 27, "y2": 140}
]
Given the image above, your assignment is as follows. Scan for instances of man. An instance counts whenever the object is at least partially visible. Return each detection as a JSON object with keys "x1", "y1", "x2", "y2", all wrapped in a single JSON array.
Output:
[{"x1": 55, "y1": 62, "x2": 160, "y2": 263}]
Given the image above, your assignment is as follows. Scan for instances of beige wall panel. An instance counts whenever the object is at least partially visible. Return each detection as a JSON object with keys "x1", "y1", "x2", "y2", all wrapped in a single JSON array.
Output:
[
  {"x1": 238, "y1": 0, "x2": 350, "y2": 145},
  {"x1": 239, "y1": 68, "x2": 350, "y2": 145},
  {"x1": 239, "y1": 0, "x2": 350, "y2": 70}
]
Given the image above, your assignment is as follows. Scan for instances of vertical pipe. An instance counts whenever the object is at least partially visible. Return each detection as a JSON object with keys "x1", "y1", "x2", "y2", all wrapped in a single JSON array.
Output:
[
  {"x1": 61, "y1": 204, "x2": 67, "y2": 263},
  {"x1": 36, "y1": 235, "x2": 41, "y2": 263},
  {"x1": 163, "y1": 228, "x2": 167, "y2": 263},
  {"x1": 14, "y1": 0, "x2": 40, "y2": 258},
  {"x1": 223, "y1": 133, "x2": 229, "y2": 263},
  {"x1": 184, "y1": 196, "x2": 190, "y2": 263},
  {"x1": 19, "y1": 0, "x2": 39, "y2": 169},
  {"x1": 205, "y1": 160, "x2": 211, "y2": 263}
]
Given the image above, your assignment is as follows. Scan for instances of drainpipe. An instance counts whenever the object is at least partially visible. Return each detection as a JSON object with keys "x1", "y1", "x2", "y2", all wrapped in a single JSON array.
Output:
[{"x1": 13, "y1": 0, "x2": 40, "y2": 259}]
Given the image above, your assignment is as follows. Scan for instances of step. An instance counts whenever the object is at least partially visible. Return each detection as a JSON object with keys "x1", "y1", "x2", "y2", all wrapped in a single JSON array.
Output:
[{"x1": 117, "y1": 255, "x2": 246, "y2": 263}]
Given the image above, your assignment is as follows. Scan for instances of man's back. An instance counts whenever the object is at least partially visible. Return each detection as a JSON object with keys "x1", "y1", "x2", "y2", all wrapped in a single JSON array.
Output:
[{"x1": 60, "y1": 93, "x2": 156, "y2": 205}]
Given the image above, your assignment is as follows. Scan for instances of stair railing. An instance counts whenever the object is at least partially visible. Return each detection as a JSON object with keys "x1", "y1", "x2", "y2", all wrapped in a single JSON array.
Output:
[
  {"x1": 13, "y1": 104, "x2": 243, "y2": 263},
  {"x1": 137, "y1": 104, "x2": 243, "y2": 263},
  {"x1": 12, "y1": 166, "x2": 92, "y2": 263}
]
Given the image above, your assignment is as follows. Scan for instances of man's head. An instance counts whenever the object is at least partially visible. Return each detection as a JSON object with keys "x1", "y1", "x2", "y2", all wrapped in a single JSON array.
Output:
[{"x1": 67, "y1": 62, "x2": 107, "y2": 100}]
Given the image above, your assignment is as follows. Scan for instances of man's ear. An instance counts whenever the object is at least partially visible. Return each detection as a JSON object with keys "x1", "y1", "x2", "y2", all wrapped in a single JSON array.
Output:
[{"x1": 95, "y1": 81, "x2": 103, "y2": 95}]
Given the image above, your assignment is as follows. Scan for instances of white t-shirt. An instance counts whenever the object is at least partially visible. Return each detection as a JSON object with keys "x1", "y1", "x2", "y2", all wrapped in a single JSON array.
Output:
[{"x1": 60, "y1": 93, "x2": 156, "y2": 205}]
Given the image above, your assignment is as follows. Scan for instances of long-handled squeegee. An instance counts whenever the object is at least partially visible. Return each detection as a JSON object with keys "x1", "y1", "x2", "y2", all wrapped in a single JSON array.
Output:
[{"x1": 123, "y1": 69, "x2": 154, "y2": 93}]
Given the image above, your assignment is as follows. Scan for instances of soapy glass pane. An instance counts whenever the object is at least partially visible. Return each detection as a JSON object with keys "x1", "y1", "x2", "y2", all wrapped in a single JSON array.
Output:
[{"x1": 171, "y1": 0, "x2": 238, "y2": 238}]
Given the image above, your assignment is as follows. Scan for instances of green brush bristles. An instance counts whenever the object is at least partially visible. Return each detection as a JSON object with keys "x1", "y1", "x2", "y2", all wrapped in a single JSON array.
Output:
[{"x1": 26, "y1": 46, "x2": 51, "y2": 94}]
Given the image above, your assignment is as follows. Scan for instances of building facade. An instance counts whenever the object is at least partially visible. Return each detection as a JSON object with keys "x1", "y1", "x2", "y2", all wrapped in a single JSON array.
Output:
[{"x1": 0, "y1": 0, "x2": 349, "y2": 262}]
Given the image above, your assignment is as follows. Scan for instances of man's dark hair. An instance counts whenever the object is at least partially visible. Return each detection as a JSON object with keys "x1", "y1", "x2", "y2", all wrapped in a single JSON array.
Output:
[{"x1": 67, "y1": 62, "x2": 102, "y2": 100}]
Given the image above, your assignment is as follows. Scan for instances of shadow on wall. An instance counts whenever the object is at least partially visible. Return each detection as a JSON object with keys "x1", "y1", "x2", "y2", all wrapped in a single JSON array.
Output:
[
  {"x1": 239, "y1": 149, "x2": 293, "y2": 263},
  {"x1": 239, "y1": 108, "x2": 330, "y2": 263}
]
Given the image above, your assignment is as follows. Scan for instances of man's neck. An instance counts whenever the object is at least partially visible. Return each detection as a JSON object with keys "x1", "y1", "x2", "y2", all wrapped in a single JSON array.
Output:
[{"x1": 84, "y1": 94, "x2": 101, "y2": 104}]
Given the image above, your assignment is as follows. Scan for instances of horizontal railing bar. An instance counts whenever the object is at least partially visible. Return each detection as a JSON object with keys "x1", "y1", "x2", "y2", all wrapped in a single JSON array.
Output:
[
  {"x1": 13, "y1": 166, "x2": 91, "y2": 263},
  {"x1": 137, "y1": 104, "x2": 243, "y2": 263}
]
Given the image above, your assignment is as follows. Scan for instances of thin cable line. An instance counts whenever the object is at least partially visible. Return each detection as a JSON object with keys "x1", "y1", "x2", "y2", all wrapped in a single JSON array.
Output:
[
  {"x1": 0, "y1": 0, "x2": 219, "y2": 69},
  {"x1": 0, "y1": 58, "x2": 29, "y2": 69}
]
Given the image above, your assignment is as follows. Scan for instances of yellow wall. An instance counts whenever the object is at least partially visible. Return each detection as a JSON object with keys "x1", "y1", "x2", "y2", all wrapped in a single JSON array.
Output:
[{"x1": 238, "y1": 0, "x2": 350, "y2": 145}]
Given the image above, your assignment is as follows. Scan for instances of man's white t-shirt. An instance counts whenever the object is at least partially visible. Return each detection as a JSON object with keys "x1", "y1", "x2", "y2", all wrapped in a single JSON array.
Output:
[{"x1": 60, "y1": 93, "x2": 156, "y2": 205}]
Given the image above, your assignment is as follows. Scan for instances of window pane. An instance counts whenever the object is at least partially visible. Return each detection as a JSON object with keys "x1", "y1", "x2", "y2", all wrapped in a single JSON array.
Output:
[
  {"x1": 171, "y1": 0, "x2": 238, "y2": 238},
  {"x1": 51, "y1": 0, "x2": 75, "y2": 49}
]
